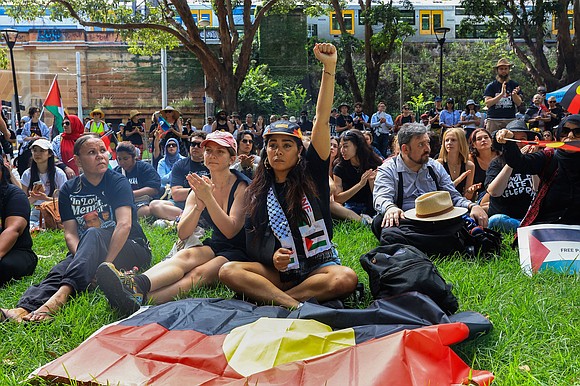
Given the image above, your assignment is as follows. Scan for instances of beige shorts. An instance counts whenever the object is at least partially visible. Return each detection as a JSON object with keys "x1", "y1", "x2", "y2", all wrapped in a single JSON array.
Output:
[{"x1": 486, "y1": 118, "x2": 515, "y2": 132}]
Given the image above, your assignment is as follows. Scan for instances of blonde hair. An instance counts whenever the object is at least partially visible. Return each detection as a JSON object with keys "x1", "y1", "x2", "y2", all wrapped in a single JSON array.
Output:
[{"x1": 438, "y1": 127, "x2": 469, "y2": 163}]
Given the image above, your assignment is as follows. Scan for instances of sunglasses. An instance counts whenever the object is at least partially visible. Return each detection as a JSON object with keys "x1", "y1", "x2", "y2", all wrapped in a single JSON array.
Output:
[
  {"x1": 241, "y1": 139, "x2": 253, "y2": 144},
  {"x1": 548, "y1": 100, "x2": 556, "y2": 103},
  {"x1": 167, "y1": 143, "x2": 177, "y2": 148},
  {"x1": 190, "y1": 141, "x2": 203, "y2": 148},
  {"x1": 403, "y1": 107, "x2": 409, "y2": 110},
  {"x1": 561, "y1": 126, "x2": 580, "y2": 137},
  {"x1": 63, "y1": 121, "x2": 70, "y2": 126}
]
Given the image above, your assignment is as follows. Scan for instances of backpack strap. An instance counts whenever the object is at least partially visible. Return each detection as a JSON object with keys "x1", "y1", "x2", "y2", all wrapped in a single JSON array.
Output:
[
  {"x1": 395, "y1": 161, "x2": 440, "y2": 209},
  {"x1": 427, "y1": 165, "x2": 440, "y2": 190}
]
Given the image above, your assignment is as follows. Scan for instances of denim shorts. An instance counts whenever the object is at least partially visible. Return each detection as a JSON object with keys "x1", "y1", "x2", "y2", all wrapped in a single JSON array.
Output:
[{"x1": 281, "y1": 247, "x2": 341, "y2": 285}]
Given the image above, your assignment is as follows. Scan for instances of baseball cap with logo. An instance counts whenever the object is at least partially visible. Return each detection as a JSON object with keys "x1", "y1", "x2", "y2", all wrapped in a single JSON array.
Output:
[{"x1": 263, "y1": 120, "x2": 303, "y2": 140}]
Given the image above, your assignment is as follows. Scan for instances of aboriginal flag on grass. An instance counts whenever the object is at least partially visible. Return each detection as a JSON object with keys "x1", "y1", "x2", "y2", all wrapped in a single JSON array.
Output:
[{"x1": 32, "y1": 293, "x2": 494, "y2": 385}]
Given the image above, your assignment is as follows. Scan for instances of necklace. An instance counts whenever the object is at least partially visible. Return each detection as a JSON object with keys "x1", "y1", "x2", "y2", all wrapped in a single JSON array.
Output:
[{"x1": 449, "y1": 162, "x2": 461, "y2": 175}]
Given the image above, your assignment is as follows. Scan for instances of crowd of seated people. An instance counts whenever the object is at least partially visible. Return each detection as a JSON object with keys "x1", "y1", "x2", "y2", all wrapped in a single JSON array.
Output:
[{"x1": 1, "y1": 50, "x2": 579, "y2": 325}]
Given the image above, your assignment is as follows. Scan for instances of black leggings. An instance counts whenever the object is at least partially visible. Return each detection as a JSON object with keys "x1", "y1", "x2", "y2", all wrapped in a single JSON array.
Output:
[
  {"x1": 17, "y1": 227, "x2": 151, "y2": 312},
  {"x1": 0, "y1": 248, "x2": 37, "y2": 287}
]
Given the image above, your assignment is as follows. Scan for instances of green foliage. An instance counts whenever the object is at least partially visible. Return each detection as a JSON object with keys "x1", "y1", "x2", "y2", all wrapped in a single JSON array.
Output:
[
  {"x1": 406, "y1": 93, "x2": 431, "y2": 115},
  {"x1": 0, "y1": 48, "x2": 8, "y2": 69},
  {"x1": 238, "y1": 64, "x2": 279, "y2": 117},
  {"x1": 281, "y1": 85, "x2": 310, "y2": 116},
  {"x1": 171, "y1": 96, "x2": 197, "y2": 110}
]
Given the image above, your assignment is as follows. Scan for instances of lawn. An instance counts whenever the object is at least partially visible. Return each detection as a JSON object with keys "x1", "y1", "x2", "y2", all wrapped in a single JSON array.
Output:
[{"x1": 0, "y1": 221, "x2": 579, "y2": 385}]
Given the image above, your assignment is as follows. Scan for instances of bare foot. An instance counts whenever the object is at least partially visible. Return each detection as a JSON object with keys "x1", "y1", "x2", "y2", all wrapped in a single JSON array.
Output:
[
  {"x1": 1, "y1": 308, "x2": 30, "y2": 323},
  {"x1": 23, "y1": 286, "x2": 72, "y2": 322}
]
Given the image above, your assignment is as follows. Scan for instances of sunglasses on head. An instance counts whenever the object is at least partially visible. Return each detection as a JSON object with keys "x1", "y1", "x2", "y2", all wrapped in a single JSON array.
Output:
[
  {"x1": 190, "y1": 141, "x2": 202, "y2": 148},
  {"x1": 241, "y1": 139, "x2": 253, "y2": 144},
  {"x1": 561, "y1": 126, "x2": 580, "y2": 137}
]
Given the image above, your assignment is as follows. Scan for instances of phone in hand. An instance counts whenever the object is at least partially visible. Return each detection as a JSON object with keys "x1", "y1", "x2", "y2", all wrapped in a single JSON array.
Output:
[{"x1": 32, "y1": 181, "x2": 44, "y2": 193}]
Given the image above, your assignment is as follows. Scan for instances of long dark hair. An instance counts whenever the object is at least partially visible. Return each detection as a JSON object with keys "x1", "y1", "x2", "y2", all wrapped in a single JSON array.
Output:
[
  {"x1": 30, "y1": 148, "x2": 57, "y2": 196},
  {"x1": 0, "y1": 162, "x2": 12, "y2": 209},
  {"x1": 469, "y1": 128, "x2": 498, "y2": 158},
  {"x1": 335, "y1": 130, "x2": 382, "y2": 170},
  {"x1": 236, "y1": 130, "x2": 257, "y2": 155},
  {"x1": 247, "y1": 137, "x2": 318, "y2": 232}
]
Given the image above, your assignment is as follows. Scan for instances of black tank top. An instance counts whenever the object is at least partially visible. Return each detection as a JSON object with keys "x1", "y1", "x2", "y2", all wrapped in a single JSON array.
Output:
[
  {"x1": 201, "y1": 170, "x2": 250, "y2": 248},
  {"x1": 472, "y1": 157, "x2": 487, "y2": 196},
  {"x1": 215, "y1": 120, "x2": 230, "y2": 132},
  {"x1": 443, "y1": 161, "x2": 467, "y2": 195}
]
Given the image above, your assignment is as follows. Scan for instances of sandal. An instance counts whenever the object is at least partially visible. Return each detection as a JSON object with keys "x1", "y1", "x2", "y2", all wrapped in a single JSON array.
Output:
[{"x1": 24, "y1": 310, "x2": 54, "y2": 323}]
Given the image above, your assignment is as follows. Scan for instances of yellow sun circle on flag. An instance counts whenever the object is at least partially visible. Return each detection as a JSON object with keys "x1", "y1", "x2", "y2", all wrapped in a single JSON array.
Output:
[
  {"x1": 222, "y1": 317, "x2": 355, "y2": 377},
  {"x1": 576, "y1": 85, "x2": 580, "y2": 94}
]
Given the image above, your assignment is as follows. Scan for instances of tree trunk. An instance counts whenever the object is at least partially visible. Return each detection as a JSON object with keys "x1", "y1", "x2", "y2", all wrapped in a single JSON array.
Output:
[
  {"x1": 330, "y1": 0, "x2": 362, "y2": 103},
  {"x1": 363, "y1": 67, "x2": 380, "y2": 115}
]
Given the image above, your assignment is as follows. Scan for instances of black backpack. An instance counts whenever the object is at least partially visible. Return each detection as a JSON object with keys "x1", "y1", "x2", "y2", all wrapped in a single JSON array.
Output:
[{"x1": 360, "y1": 244, "x2": 459, "y2": 315}]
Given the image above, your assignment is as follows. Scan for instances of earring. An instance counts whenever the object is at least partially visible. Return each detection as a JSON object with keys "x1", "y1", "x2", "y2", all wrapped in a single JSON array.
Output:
[{"x1": 264, "y1": 158, "x2": 271, "y2": 170}]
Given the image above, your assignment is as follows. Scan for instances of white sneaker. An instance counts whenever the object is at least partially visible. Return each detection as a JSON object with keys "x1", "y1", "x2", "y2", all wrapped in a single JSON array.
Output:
[
  {"x1": 153, "y1": 219, "x2": 175, "y2": 228},
  {"x1": 360, "y1": 214, "x2": 373, "y2": 226}
]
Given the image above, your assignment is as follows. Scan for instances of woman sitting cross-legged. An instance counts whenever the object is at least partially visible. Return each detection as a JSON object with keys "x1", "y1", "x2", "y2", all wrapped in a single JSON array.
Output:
[
  {"x1": 20, "y1": 138, "x2": 67, "y2": 228},
  {"x1": 218, "y1": 43, "x2": 358, "y2": 309},
  {"x1": 97, "y1": 131, "x2": 250, "y2": 317},
  {"x1": 0, "y1": 134, "x2": 152, "y2": 322}
]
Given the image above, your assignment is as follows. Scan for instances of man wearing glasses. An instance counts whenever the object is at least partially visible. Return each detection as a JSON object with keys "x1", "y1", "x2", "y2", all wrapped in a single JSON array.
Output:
[
  {"x1": 149, "y1": 131, "x2": 209, "y2": 222},
  {"x1": 546, "y1": 96, "x2": 565, "y2": 133},
  {"x1": 495, "y1": 114, "x2": 580, "y2": 226}
]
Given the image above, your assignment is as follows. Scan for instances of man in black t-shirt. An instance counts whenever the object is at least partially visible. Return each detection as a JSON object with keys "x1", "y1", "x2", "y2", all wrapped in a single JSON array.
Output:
[
  {"x1": 483, "y1": 58, "x2": 523, "y2": 131},
  {"x1": 428, "y1": 96, "x2": 444, "y2": 133},
  {"x1": 149, "y1": 131, "x2": 209, "y2": 221},
  {"x1": 336, "y1": 103, "x2": 353, "y2": 134},
  {"x1": 351, "y1": 102, "x2": 370, "y2": 131}
]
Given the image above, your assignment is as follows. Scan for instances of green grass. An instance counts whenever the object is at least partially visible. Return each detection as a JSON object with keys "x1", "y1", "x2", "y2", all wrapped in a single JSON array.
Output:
[{"x1": 1, "y1": 221, "x2": 579, "y2": 385}]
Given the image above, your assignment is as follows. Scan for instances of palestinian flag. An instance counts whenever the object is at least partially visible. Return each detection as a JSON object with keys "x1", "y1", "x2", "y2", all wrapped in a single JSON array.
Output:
[
  {"x1": 32, "y1": 294, "x2": 494, "y2": 385},
  {"x1": 518, "y1": 224, "x2": 580, "y2": 275},
  {"x1": 43, "y1": 75, "x2": 65, "y2": 134}
]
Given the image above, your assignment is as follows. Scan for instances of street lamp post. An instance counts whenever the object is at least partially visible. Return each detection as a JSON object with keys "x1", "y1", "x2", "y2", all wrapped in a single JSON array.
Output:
[
  {"x1": 399, "y1": 36, "x2": 408, "y2": 112},
  {"x1": 198, "y1": 19, "x2": 210, "y2": 122},
  {"x1": 1, "y1": 29, "x2": 21, "y2": 130},
  {"x1": 434, "y1": 27, "x2": 450, "y2": 99}
]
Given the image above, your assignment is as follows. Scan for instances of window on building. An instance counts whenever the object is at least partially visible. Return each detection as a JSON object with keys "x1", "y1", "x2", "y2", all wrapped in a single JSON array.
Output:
[
  {"x1": 399, "y1": 10, "x2": 415, "y2": 25},
  {"x1": 552, "y1": 10, "x2": 575, "y2": 35},
  {"x1": 419, "y1": 10, "x2": 443, "y2": 34},
  {"x1": 191, "y1": 10, "x2": 213, "y2": 26},
  {"x1": 307, "y1": 23, "x2": 318, "y2": 38},
  {"x1": 330, "y1": 10, "x2": 355, "y2": 34}
]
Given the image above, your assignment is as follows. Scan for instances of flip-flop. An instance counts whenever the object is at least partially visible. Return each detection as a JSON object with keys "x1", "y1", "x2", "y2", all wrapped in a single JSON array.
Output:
[{"x1": 24, "y1": 310, "x2": 54, "y2": 323}]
